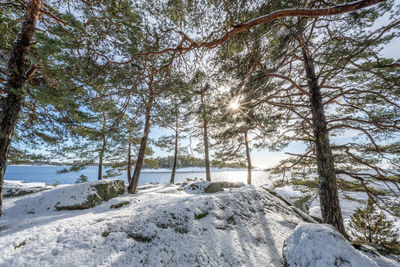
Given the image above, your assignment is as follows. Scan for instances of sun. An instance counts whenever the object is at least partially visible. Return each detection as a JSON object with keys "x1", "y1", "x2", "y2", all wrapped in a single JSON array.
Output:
[{"x1": 228, "y1": 99, "x2": 241, "y2": 111}]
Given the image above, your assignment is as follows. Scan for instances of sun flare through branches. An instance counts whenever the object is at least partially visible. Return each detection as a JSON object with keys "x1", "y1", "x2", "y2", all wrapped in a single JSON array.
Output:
[{"x1": 228, "y1": 98, "x2": 241, "y2": 111}]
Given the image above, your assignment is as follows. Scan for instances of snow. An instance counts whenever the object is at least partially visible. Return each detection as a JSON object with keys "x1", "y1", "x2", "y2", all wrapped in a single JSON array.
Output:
[
  {"x1": 2, "y1": 179, "x2": 124, "y2": 220},
  {"x1": 1, "y1": 180, "x2": 397, "y2": 266},
  {"x1": 3, "y1": 180, "x2": 53, "y2": 197},
  {"x1": 181, "y1": 180, "x2": 212, "y2": 194},
  {"x1": 283, "y1": 223, "x2": 399, "y2": 267},
  {"x1": 273, "y1": 185, "x2": 308, "y2": 203},
  {"x1": 0, "y1": 181, "x2": 306, "y2": 266}
]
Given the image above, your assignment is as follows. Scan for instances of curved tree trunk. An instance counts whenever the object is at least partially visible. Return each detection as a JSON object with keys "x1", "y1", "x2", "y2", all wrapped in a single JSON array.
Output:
[
  {"x1": 200, "y1": 90, "x2": 211, "y2": 182},
  {"x1": 170, "y1": 120, "x2": 179, "y2": 184},
  {"x1": 244, "y1": 130, "x2": 252, "y2": 185},
  {"x1": 300, "y1": 40, "x2": 346, "y2": 236},
  {"x1": 0, "y1": 0, "x2": 42, "y2": 216},
  {"x1": 128, "y1": 91, "x2": 154, "y2": 194}
]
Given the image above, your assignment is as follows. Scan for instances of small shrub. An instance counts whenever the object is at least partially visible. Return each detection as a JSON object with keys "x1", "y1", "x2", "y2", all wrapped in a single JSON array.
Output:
[
  {"x1": 271, "y1": 179, "x2": 288, "y2": 189},
  {"x1": 349, "y1": 199, "x2": 400, "y2": 254},
  {"x1": 75, "y1": 174, "x2": 88, "y2": 184},
  {"x1": 194, "y1": 212, "x2": 209, "y2": 220},
  {"x1": 110, "y1": 201, "x2": 130, "y2": 209}
]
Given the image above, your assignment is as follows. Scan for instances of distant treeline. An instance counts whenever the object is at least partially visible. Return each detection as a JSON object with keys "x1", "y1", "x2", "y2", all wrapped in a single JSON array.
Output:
[
  {"x1": 10, "y1": 156, "x2": 246, "y2": 169},
  {"x1": 152, "y1": 155, "x2": 246, "y2": 169}
]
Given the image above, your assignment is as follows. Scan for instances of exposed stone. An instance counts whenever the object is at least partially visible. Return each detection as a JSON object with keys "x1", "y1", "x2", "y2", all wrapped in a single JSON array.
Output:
[
  {"x1": 204, "y1": 181, "x2": 245, "y2": 193},
  {"x1": 217, "y1": 181, "x2": 245, "y2": 188},
  {"x1": 56, "y1": 180, "x2": 125, "y2": 211},
  {"x1": 204, "y1": 183, "x2": 224, "y2": 193}
]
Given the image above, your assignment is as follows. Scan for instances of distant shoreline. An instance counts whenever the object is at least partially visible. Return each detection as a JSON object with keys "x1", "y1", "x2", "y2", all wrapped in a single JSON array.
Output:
[{"x1": 8, "y1": 165, "x2": 263, "y2": 171}]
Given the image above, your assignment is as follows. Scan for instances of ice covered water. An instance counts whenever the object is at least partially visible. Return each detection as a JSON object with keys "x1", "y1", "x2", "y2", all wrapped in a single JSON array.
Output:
[{"x1": 4, "y1": 165, "x2": 271, "y2": 186}]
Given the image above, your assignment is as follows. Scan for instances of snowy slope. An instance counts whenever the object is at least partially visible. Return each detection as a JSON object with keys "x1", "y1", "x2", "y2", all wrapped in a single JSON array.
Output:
[{"x1": 0, "y1": 182, "x2": 306, "y2": 266}]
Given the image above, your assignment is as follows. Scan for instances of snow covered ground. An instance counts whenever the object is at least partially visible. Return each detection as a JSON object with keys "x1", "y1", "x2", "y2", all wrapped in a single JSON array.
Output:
[
  {"x1": 0, "y1": 179, "x2": 398, "y2": 266},
  {"x1": 0, "y1": 181, "x2": 306, "y2": 266}
]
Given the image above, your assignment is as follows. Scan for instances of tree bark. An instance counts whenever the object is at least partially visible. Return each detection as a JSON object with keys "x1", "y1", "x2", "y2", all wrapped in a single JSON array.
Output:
[
  {"x1": 170, "y1": 119, "x2": 179, "y2": 184},
  {"x1": 0, "y1": 0, "x2": 42, "y2": 216},
  {"x1": 127, "y1": 134, "x2": 132, "y2": 184},
  {"x1": 98, "y1": 150, "x2": 103, "y2": 180},
  {"x1": 300, "y1": 40, "x2": 346, "y2": 236},
  {"x1": 128, "y1": 91, "x2": 154, "y2": 194},
  {"x1": 244, "y1": 129, "x2": 252, "y2": 185},
  {"x1": 98, "y1": 112, "x2": 107, "y2": 181},
  {"x1": 200, "y1": 90, "x2": 211, "y2": 182}
]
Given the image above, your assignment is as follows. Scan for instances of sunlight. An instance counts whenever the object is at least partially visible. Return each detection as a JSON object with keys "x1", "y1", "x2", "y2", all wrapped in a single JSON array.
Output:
[{"x1": 228, "y1": 98, "x2": 241, "y2": 111}]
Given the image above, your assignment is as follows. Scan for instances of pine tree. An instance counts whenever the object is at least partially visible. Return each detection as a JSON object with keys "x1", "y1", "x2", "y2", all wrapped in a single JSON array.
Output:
[
  {"x1": 349, "y1": 199, "x2": 400, "y2": 254},
  {"x1": 212, "y1": 91, "x2": 284, "y2": 184},
  {"x1": 154, "y1": 80, "x2": 190, "y2": 184},
  {"x1": 209, "y1": 0, "x2": 399, "y2": 235}
]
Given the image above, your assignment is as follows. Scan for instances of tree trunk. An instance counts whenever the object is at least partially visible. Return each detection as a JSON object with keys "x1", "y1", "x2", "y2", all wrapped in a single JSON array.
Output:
[
  {"x1": 244, "y1": 130, "x2": 252, "y2": 185},
  {"x1": 98, "y1": 138, "x2": 106, "y2": 180},
  {"x1": 128, "y1": 92, "x2": 153, "y2": 194},
  {"x1": 98, "y1": 112, "x2": 107, "y2": 181},
  {"x1": 0, "y1": 0, "x2": 42, "y2": 216},
  {"x1": 300, "y1": 40, "x2": 346, "y2": 236},
  {"x1": 170, "y1": 120, "x2": 179, "y2": 184},
  {"x1": 201, "y1": 90, "x2": 211, "y2": 182},
  {"x1": 127, "y1": 134, "x2": 132, "y2": 184},
  {"x1": 98, "y1": 151, "x2": 103, "y2": 180}
]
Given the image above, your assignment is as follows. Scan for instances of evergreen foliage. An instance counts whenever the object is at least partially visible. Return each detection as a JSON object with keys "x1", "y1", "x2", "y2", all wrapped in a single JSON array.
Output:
[
  {"x1": 349, "y1": 199, "x2": 400, "y2": 254},
  {"x1": 75, "y1": 174, "x2": 88, "y2": 184}
]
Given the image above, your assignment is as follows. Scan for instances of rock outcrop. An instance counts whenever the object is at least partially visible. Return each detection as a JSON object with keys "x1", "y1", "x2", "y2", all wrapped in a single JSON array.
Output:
[{"x1": 283, "y1": 223, "x2": 398, "y2": 267}]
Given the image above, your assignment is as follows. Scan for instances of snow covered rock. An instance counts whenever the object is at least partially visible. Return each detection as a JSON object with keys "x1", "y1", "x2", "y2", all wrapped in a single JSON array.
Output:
[
  {"x1": 3, "y1": 180, "x2": 53, "y2": 197},
  {"x1": 283, "y1": 223, "x2": 398, "y2": 267},
  {"x1": 183, "y1": 181, "x2": 245, "y2": 194},
  {"x1": 204, "y1": 182, "x2": 224, "y2": 193},
  {"x1": 55, "y1": 179, "x2": 125, "y2": 210},
  {"x1": 2, "y1": 179, "x2": 125, "y2": 216},
  {"x1": 0, "y1": 184, "x2": 305, "y2": 266}
]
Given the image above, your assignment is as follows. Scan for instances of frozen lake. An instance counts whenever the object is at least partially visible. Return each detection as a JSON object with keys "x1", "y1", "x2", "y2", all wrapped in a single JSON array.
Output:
[{"x1": 4, "y1": 165, "x2": 271, "y2": 186}]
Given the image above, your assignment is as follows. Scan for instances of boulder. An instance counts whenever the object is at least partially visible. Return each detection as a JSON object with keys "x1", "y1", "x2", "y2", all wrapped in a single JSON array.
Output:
[
  {"x1": 55, "y1": 179, "x2": 125, "y2": 210},
  {"x1": 3, "y1": 180, "x2": 53, "y2": 197},
  {"x1": 183, "y1": 181, "x2": 246, "y2": 194},
  {"x1": 204, "y1": 183, "x2": 224, "y2": 193},
  {"x1": 283, "y1": 223, "x2": 391, "y2": 267},
  {"x1": 204, "y1": 181, "x2": 245, "y2": 193},
  {"x1": 216, "y1": 181, "x2": 245, "y2": 188}
]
